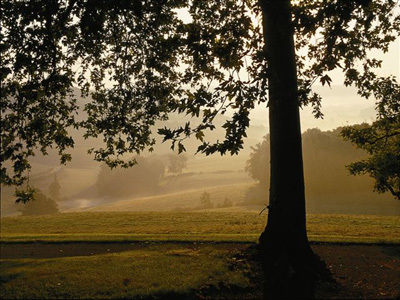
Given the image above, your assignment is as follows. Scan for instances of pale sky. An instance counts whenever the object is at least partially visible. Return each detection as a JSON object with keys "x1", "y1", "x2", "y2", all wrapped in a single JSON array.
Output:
[
  {"x1": 174, "y1": 7, "x2": 400, "y2": 132},
  {"x1": 249, "y1": 38, "x2": 400, "y2": 132}
]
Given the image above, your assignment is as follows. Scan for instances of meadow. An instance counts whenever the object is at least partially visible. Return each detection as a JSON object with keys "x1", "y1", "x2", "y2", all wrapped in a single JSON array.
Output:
[
  {"x1": 1, "y1": 212, "x2": 399, "y2": 299},
  {"x1": 2, "y1": 211, "x2": 399, "y2": 243}
]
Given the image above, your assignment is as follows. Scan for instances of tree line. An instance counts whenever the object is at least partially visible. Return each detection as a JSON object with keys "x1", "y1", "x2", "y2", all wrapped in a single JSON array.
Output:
[{"x1": 246, "y1": 126, "x2": 383, "y2": 199}]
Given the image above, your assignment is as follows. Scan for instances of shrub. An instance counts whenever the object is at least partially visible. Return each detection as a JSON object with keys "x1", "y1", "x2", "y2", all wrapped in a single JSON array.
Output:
[
  {"x1": 19, "y1": 189, "x2": 59, "y2": 216},
  {"x1": 200, "y1": 191, "x2": 213, "y2": 209}
]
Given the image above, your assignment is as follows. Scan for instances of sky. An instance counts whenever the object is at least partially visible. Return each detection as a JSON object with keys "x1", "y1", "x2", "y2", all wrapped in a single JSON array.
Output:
[
  {"x1": 249, "y1": 39, "x2": 400, "y2": 132},
  {"x1": 175, "y1": 6, "x2": 399, "y2": 132}
]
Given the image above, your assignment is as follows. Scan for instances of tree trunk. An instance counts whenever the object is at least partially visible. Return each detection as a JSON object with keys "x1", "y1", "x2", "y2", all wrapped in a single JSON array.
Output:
[{"x1": 258, "y1": 0, "x2": 327, "y2": 298}]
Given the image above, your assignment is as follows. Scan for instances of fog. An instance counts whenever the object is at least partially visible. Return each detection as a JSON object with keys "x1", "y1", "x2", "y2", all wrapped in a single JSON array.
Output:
[{"x1": 1, "y1": 85, "x2": 399, "y2": 217}]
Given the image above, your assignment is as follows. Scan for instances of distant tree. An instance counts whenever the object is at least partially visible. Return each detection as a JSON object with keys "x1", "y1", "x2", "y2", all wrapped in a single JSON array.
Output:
[
  {"x1": 48, "y1": 174, "x2": 61, "y2": 201},
  {"x1": 342, "y1": 78, "x2": 400, "y2": 200},
  {"x1": 245, "y1": 137, "x2": 270, "y2": 187},
  {"x1": 19, "y1": 189, "x2": 59, "y2": 216},
  {"x1": 246, "y1": 127, "x2": 375, "y2": 196},
  {"x1": 200, "y1": 191, "x2": 213, "y2": 209},
  {"x1": 222, "y1": 197, "x2": 233, "y2": 208},
  {"x1": 168, "y1": 154, "x2": 188, "y2": 176}
]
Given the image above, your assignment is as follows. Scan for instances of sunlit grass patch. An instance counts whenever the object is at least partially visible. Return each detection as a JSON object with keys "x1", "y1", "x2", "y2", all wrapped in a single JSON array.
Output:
[
  {"x1": 1, "y1": 212, "x2": 399, "y2": 244},
  {"x1": 307, "y1": 214, "x2": 400, "y2": 244},
  {"x1": 0, "y1": 244, "x2": 252, "y2": 299}
]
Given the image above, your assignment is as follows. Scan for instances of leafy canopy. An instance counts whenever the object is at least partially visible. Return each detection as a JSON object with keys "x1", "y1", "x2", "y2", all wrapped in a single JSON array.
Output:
[
  {"x1": 341, "y1": 77, "x2": 400, "y2": 200},
  {"x1": 1, "y1": 0, "x2": 399, "y2": 200},
  {"x1": 18, "y1": 189, "x2": 60, "y2": 216}
]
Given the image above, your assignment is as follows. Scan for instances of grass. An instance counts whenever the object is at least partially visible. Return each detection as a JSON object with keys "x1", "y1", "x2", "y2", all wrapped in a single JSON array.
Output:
[
  {"x1": 1, "y1": 212, "x2": 399, "y2": 244},
  {"x1": 1, "y1": 211, "x2": 399, "y2": 299},
  {"x1": 1, "y1": 244, "x2": 254, "y2": 299},
  {"x1": 80, "y1": 182, "x2": 254, "y2": 212}
]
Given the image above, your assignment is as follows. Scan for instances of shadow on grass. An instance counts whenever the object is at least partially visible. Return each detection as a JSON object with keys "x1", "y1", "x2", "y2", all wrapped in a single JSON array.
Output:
[
  {"x1": 0, "y1": 273, "x2": 22, "y2": 284},
  {"x1": 138, "y1": 244, "x2": 341, "y2": 300},
  {"x1": 137, "y1": 245, "x2": 265, "y2": 300},
  {"x1": 137, "y1": 283, "x2": 262, "y2": 300},
  {"x1": 0, "y1": 260, "x2": 49, "y2": 284},
  {"x1": 381, "y1": 245, "x2": 400, "y2": 258},
  {"x1": 0, "y1": 261, "x2": 34, "y2": 284}
]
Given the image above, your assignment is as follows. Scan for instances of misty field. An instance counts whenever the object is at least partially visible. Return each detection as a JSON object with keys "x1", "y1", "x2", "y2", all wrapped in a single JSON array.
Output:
[{"x1": 1, "y1": 212, "x2": 399, "y2": 299}]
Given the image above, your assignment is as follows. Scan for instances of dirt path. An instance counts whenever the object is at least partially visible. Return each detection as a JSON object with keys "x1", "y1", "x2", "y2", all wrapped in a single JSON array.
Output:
[
  {"x1": 1, "y1": 241, "x2": 152, "y2": 259},
  {"x1": 313, "y1": 244, "x2": 400, "y2": 299},
  {"x1": 1, "y1": 242, "x2": 399, "y2": 299}
]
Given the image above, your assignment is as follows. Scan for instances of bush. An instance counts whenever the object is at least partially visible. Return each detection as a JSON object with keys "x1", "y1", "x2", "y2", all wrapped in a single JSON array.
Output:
[
  {"x1": 19, "y1": 189, "x2": 59, "y2": 216},
  {"x1": 200, "y1": 191, "x2": 213, "y2": 209},
  {"x1": 222, "y1": 197, "x2": 233, "y2": 207}
]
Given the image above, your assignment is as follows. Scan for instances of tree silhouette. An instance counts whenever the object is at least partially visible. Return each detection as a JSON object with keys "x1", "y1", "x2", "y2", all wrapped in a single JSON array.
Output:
[
  {"x1": 246, "y1": 127, "x2": 377, "y2": 197},
  {"x1": 342, "y1": 79, "x2": 400, "y2": 200},
  {"x1": 1, "y1": 0, "x2": 399, "y2": 297},
  {"x1": 168, "y1": 154, "x2": 188, "y2": 176},
  {"x1": 19, "y1": 189, "x2": 59, "y2": 216},
  {"x1": 200, "y1": 191, "x2": 213, "y2": 209}
]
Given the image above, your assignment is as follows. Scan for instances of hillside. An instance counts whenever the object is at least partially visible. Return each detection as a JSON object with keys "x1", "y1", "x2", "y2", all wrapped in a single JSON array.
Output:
[{"x1": 3, "y1": 85, "x2": 399, "y2": 217}]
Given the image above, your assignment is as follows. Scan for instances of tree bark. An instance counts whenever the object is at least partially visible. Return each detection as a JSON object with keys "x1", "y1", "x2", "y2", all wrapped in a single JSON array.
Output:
[{"x1": 258, "y1": 0, "x2": 326, "y2": 298}]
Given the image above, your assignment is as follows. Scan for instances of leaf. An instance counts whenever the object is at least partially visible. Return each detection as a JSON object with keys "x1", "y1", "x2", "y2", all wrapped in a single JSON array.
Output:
[
  {"x1": 195, "y1": 130, "x2": 205, "y2": 142},
  {"x1": 15, "y1": 186, "x2": 36, "y2": 204},
  {"x1": 320, "y1": 74, "x2": 332, "y2": 87},
  {"x1": 178, "y1": 143, "x2": 186, "y2": 154}
]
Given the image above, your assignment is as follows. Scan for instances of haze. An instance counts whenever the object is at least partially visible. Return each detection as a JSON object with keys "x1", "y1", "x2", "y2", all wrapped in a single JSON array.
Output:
[{"x1": 1, "y1": 40, "x2": 399, "y2": 218}]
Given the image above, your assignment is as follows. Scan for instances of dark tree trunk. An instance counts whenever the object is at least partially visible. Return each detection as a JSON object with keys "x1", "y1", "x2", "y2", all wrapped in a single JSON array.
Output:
[{"x1": 258, "y1": 0, "x2": 328, "y2": 298}]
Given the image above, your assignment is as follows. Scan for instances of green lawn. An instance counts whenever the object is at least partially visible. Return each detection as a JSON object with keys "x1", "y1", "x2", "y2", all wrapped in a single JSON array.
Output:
[
  {"x1": 1, "y1": 212, "x2": 399, "y2": 299},
  {"x1": 1, "y1": 212, "x2": 399, "y2": 244},
  {"x1": 1, "y1": 243, "x2": 257, "y2": 299}
]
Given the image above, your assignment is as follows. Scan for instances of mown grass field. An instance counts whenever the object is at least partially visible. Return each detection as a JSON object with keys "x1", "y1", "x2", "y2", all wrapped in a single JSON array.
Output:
[
  {"x1": 2, "y1": 212, "x2": 399, "y2": 243},
  {"x1": 1, "y1": 212, "x2": 399, "y2": 299},
  {"x1": 1, "y1": 243, "x2": 256, "y2": 299}
]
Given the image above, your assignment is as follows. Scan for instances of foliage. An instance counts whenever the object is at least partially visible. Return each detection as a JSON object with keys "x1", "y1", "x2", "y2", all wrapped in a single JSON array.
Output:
[
  {"x1": 200, "y1": 191, "x2": 213, "y2": 209},
  {"x1": 2, "y1": 0, "x2": 399, "y2": 194},
  {"x1": 293, "y1": 0, "x2": 400, "y2": 117},
  {"x1": 168, "y1": 153, "x2": 188, "y2": 176},
  {"x1": 245, "y1": 137, "x2": 269, "y2": 186},
  {"x1": 18, "y1": 189, "x2": 59, "y2": 216},
  {"x1": 342, "y1": 122, "x2": 400, "y2": 200},
  {"x1": 341, "y1": 78, "x2": 400, "y2": 199},
  {"x1": 96, "y1": 155, "x2": 165, "y2": 198},
  {"x1": 246, "y1": 127, "x2": 379, "y2": 196},
  {"x1": 13, "y1": 185, "x2": 36, "y2": 204},
  {"x1": 222, "y1": 197, "x2": 233, "y2": 208}
]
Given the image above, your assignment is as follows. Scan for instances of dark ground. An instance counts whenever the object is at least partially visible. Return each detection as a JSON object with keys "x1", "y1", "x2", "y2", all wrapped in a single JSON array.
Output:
[
  {"x1": 312, "y1": 244, "x2": 400, "y2": 299},
  {"x1": 1, "y1": 242, "x2": 399, "y2": 299}
]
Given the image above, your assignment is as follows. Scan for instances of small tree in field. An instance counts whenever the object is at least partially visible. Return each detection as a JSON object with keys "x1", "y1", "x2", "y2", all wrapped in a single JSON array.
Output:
[
  {"x1": 223, "y1": 197, "x2": 233, "y2": 208},
  {"x1": 168, "y1": 154, "x2": 188, "y2": 176},
  {"x1": 200, "y1": 191, "x2": 213, "y2": 209},
  {"x1": 19, "y1": 189, "x2": 59, "y2": 216}
]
